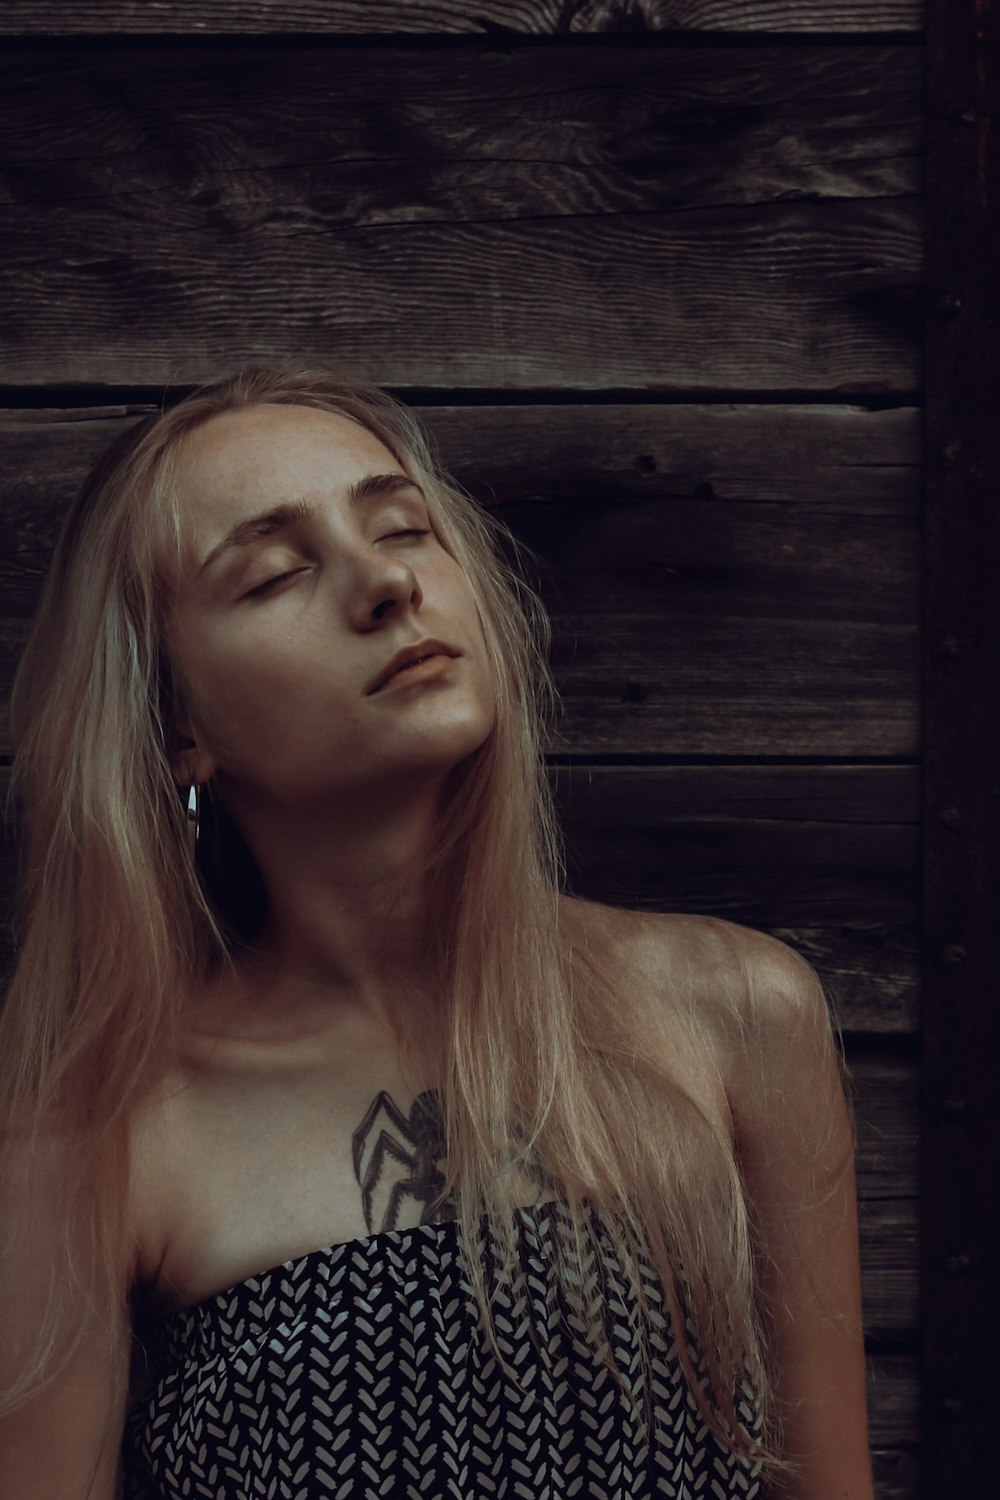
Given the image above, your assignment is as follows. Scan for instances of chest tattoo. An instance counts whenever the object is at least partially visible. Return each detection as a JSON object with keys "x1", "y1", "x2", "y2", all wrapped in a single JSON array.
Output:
[
  {"x1": 352, "y1": 1088, "x2": 553, "y2": 1235},
  {"x1": 352, "y1": 1088, "x2": 455, "y2": 1235}
]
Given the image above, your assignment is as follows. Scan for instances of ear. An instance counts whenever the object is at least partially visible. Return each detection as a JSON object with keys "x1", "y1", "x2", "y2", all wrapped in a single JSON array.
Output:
[{"x1": 170, "y1": 732, "x2": 217, "y2": 792}]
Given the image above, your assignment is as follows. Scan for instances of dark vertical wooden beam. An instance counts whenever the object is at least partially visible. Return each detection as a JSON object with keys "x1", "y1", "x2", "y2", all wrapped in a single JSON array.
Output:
[{"x1": 922, "y1": 3, "x2": 1000, "y2": 1494}]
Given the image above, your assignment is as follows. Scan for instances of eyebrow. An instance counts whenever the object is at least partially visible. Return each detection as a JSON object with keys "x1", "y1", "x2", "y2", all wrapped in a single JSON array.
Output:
[{"x1": 197, "y1": 472, "x2": 427, "y2": 578}]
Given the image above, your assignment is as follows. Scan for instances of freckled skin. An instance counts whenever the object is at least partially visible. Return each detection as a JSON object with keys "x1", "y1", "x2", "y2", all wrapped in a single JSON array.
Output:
[
  {"x1": 162, "y1": 401, "x2": 498, "y2": 1040},
  {"x1": 167, "y1": 403, "x2": 496, "y2": 822}
]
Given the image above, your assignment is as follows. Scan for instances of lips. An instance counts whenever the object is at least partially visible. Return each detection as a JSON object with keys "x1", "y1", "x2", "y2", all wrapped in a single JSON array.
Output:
[
  {"x1": 391, "y1": 654, "x2": 435, "y2": 677},
  {"x1": 367, "y1": 639, "x2": 460, "y2": 695}
]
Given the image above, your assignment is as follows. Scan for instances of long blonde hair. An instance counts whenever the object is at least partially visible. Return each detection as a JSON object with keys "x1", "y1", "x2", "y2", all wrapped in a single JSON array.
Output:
[{"x1": 1, "y1": 363, "x2": 857, "y2": 1488}]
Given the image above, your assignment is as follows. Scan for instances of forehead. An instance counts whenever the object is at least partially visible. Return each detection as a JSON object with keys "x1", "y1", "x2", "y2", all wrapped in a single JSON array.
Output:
[{"x1": 176, "y1": 403, "x2": 402, "y2": 528}]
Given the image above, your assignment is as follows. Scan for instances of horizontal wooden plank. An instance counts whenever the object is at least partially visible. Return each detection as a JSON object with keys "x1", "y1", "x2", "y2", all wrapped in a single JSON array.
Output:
[
  {"x1": 423, "y1": 403, "x2": 924, "y2": 516},
  {"x1": 766, "y1": 925, "x2": 919, "y2": 1034},
  {"x1": 2, "y1": 45, "x2": 922, "y2": 223},
  {"x1": 0, "y1": 403, "x2": 922, "y2": 756},
  {"x1": 0, "y1": 45, "x2": 922, "y2": 389},
  {"x1": 858, "y1": 1197, "x2": 919, "y2": 1333},
  {"x1": 546, "y1": 613, "x2": 917, "y2": 756},
  {"x1": 506, "y1": 503, "x2": 917, "y2": 619},
  {"x1": 867, "y1": 1356, "x2": 919, "y2": 1450},
  {"x1": 555, "y1": 763, "x2": 919, "y2": 926},
  {"x1": 0, "y1": 403, "x2": 924, "y2": 516},
  {"x1": 0, "y1": 3, "x2": 926, "y2": 37},
  {"x1": 405, "y1": 401, "x2": 924, "y2": 754},
  {"x1": 871, "y1": 1443, "x2": 920, "y2": 1500},
  {"x1": 829, "y1": 1054, "x2": 919, "y2": 1201}
]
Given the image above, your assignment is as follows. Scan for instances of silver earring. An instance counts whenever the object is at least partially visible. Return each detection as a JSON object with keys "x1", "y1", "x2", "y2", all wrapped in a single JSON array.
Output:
[{"x1": 186, "y1": 780, "x2": 200, "y2": 862}]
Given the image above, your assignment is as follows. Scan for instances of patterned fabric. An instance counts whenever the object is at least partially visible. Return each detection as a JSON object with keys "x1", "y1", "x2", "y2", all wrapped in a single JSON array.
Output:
[{"x1": 121, "y1": 1198, "x2": 763, "y2": 1499}]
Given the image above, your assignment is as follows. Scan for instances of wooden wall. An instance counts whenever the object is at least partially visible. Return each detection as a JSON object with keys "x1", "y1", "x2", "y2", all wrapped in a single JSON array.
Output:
[{"x1": 0, "y1": 4, "x2": 927, "y2": 1496}]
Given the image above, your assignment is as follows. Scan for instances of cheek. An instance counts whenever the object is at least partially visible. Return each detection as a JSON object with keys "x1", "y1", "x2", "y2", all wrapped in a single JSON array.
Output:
[
  {"x1": 444, "y1": 562, "x2": 486, "y2": 636},
  {"x1": 177, "y1": 629, "x2": 321, "y2": 741}
]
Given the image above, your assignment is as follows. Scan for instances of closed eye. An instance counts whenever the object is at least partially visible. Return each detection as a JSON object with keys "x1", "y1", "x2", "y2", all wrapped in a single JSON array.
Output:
[
  {"x1": 244, "y1": 531, "x2": 432, "y2": 599},
  {"x1": 245, "y1": 570, "x2": 300, "y2": 598}
]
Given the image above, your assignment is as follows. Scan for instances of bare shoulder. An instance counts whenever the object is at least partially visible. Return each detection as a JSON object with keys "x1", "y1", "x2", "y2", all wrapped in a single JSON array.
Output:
[
  {"x1": 559, "y1": 893, "x2": 778, "y2": 1009},
  {"x1": 593, "y1": 902, "x2": 826, "y2": 1028},
  {"x1": 559, "y1": 893, "x2": 723, "y2": 992},
  {"x1": 558, "y1": 897, "x2": 755, "y2": 1137},
  {"x1": 559, "y1": 896, "x2": 831, "y2": 1092}
]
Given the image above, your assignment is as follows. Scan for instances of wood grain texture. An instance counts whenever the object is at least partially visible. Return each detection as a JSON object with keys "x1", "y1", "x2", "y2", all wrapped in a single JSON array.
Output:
[
  {"x1": 866, "y1": 1356, "x2": 919, "y2": 1448},
  {"x1": 868, "y1": 1350, "x2": 921, "y2": 1500},
  {"x1": 870, "y1": 1444, "x2": 920, "y2": 1500},
  {"x1": 858, "y1": 1197, "x2": 919, "y2": 1332},
  {"x1": 0, "y1": 44, "x2": 922, "y2": 389},
  {"x1": 0, "y1": 402, "x2": 921, "y2": 756},
  {"x1": 0, "y1": 403, "x2": 923, "y2": 516},
  {"x1": 423, "y1": 402, "x2": 923, "y2": 515},
  {"x1": 767, "y1": 925, "x2": 919, "y2": 1034},
  {"x1": 0, "y1": 2, "x2": 925, "y2": 37},
  {"x1": 846, "y1": 1055, "x2": 918, "y2": 1202},
  {"x1": 554, "y1": 762, "x2": 919, "y2": 924}
]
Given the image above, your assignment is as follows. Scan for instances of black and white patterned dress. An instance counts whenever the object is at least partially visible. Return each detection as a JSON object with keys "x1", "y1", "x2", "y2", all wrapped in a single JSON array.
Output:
[{"x1": 121, "y1": 1198, "x2": 764, "y2": 1499}]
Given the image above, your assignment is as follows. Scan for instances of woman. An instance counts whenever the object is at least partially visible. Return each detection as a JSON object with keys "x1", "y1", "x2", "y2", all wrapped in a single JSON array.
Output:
[{"x1": 0, "y1": 365, "x2": 875, "y2": 1499}]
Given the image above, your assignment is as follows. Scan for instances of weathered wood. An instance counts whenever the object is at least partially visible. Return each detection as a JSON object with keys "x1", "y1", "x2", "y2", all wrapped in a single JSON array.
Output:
[
  {"x1": 858, "y1": 1197, "x2": 919, "y2": 1333},
  {"x1": 0, "y1": 2, "x2": 926, "y2": 37},
  {"x1": 871, "y1": 1444, "x2": 920, "y2": 1500},
  {"x1": 0, "y1": 403, "x2": 924, "y2": 517},
  {"x1": 0, "y1": 45, "x2": 922, "y2": 389},
  {"x1": 866, "y1": 1355, "x2": 920, "y2": 1449},
  {"x1": 0, "y1": 43, "x2": 923, "y2": 226},
  {"x1": 921, "y1": 2, "x2": 1000, "y2": 1492},
  {"x1": 0, "y1": 403, "x2": 922, "y2": 756},
  {"x1": 868, "y1": 1354, "x2": 921, "y2": 1500},
  {"x1": 506, "y1": 502, "x2": 917, "y2": 618},
  {"x1": 424, "y1": 402, "x2": 923, "y2": 515},
  {"x1": 767, "y1": 925, "x2": 919, "y2": 1034},
  {"x1": 545, "y1": 612, "x2": 917, "y2": 756},
  {"x1": 871, "y1": 1445, "x2": 920, "y2": 1500},
  {"x1": 554, "y1": 763, "x2": 919, "y2": 926}
]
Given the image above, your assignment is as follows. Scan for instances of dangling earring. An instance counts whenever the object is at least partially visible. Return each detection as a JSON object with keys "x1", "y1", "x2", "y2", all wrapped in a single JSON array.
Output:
[{"x1": 186, "y1": 779, "x2": 201, "y2": 863}]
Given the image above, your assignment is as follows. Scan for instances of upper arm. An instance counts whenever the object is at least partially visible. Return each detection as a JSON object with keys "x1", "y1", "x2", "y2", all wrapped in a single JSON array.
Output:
[
  {"x1": 0, "y1": 1339, "x2": 127, "y2": 1500},
  {"x1": 713, "y1": 922, "x2": 875, "y2": 1500},
  {"x1": 0, "y1": 1132, "x2": 131, "y2": 1500}
]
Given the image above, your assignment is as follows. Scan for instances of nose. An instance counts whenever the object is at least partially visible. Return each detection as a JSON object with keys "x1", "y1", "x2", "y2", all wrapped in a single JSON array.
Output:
[{"x1": 345, "y1": 549, "x2": 424, "y2": 628}]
